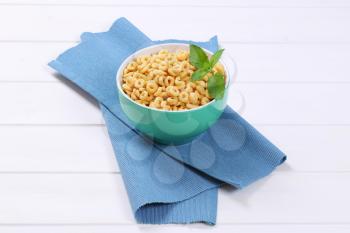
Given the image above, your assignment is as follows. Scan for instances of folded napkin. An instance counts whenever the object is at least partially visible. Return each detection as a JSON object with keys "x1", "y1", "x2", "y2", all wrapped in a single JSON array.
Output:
[{"x1": 49, "y1": 17, "x2": 286, "y2": 224}]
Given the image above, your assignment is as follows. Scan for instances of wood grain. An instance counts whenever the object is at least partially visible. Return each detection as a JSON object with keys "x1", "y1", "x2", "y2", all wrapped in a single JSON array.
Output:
[
  {"x1": 1, "y1": 0, "x2": 349, "y2": 7},
  {"x1": 0, "y1": 82, "x2": 348, "y2": 125},
  {"x1": 2, "y1": 42, "x2": 350, "y2": 83},
  {"x1": 0, "y1": 125, "x2": 349, "y2": 172},
  {"x1": 0, "y1": 6, "x2": 349, "y2": 42},
  {"x1": 0, "y1": 225, "x2": 350, "y2": 233},
  {"x1": 0, "y1": 173, "x2": 348, "y2": 224}
]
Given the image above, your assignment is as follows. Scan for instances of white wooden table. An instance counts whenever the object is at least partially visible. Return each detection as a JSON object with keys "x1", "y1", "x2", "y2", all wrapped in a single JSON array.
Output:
[{"x1": 1, "y1": 0, "x2": 350, "y2": 232}]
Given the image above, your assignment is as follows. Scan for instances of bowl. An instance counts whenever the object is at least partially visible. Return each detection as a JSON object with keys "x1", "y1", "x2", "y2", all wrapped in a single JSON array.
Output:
[{"x1": 116, "y1": 43, "x2": 236, "y2": 145}]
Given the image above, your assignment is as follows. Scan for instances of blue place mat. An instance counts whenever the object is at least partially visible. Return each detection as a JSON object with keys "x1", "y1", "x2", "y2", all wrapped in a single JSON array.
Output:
[{"x1": 49, "y1": 17, "x2": 286, "y2": 224}]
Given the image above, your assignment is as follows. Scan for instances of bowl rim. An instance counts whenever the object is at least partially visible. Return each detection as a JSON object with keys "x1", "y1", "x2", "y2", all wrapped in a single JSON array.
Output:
[{"x1": 116, "y1": 42, "x2": 234, "y2": 113}]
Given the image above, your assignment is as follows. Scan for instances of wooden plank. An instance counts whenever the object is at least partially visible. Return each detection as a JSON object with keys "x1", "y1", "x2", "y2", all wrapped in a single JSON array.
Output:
[
  {"x1": 0, "y1": 42, "x2": 73, "y2": 82},
  {"x1": 0, "y1": 173, "x2": 349, "y2": 224},
  {"x1": 0, "y1": 125, "x2": 349, "y2": 172},
  {"x1": 0, "y1": 126, "x2": 118, "y2": 172},
  {"x1": 0, "y1": 83, "x2": 348, "y2": 125},
  {"x1": 0, "y1": 0, "x2": 349, "y2": 7},
  {"x1": 229, "y1": 44, "x2": 350, "y2": 83},
  {"x1": 0, "y1": 83, "x2": 102, "y2": 125},
  {"x1": 3, "y1": 42, "x2": 350, "y2": 83},
  {"x1": 0, "y1": 6, "x2": 349, "y2": 42},
  {"x1": 0, "y1": 224, "x2": 349, "y2": 233},
  {"x1": 228, "y1": 83, "x2": 350, "y2": 125}
]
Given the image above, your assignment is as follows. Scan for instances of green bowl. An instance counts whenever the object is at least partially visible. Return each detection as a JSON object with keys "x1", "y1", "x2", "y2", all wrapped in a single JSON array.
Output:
[{"x1": 116, "y1": 43, "x2": 236, "y2": 145}]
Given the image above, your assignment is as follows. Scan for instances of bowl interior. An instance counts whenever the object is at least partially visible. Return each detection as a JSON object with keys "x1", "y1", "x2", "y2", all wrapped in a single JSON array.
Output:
[{"x1": 116, "y1": 43, "x2": 232, "y2": 112}]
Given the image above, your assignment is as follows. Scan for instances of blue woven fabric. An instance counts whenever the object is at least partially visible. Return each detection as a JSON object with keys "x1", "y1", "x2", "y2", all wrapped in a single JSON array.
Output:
[{"x1": 49, "y1": 17, "x2": 286, "y2": 224}]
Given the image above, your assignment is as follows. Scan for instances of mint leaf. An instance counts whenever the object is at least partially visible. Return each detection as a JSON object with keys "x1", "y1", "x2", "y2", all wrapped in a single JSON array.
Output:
[
  {"x1": 209, "y1": 49, "x2": 224, "y2": 67},
  {"x1": 189, "y1": 44, "x2": 209, "y2": 69},
  {"x1": 208, "y1": 73, "x2": 225, "y2": 99},
  {"x1": 189, "y1": 45, "x2": 226, "y2": 98},
  {"x1": 191, "y1": 68, "x2": 210, "y2": 81}
]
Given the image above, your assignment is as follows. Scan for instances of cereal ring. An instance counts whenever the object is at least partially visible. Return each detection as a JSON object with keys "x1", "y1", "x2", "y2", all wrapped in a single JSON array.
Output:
[
  {"x1": 146, "y1": 80, "x2": 159, "y2": 94},
  {"x1": 166, "y1": 86, "x2": 180, "y2": 97},
  {"x1": 164, "y1": 76, "x2": 175, "y2": 86},
  {"x1": 134, "y1": 79, "x2": 145, "y2": 88}
]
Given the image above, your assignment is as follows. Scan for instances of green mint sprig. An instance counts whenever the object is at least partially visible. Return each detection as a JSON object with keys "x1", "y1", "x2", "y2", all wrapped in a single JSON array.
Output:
[{"x1": 189, "y1": 44, "x2": 225, "y2": 99}]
